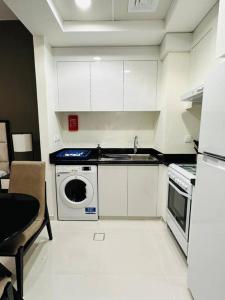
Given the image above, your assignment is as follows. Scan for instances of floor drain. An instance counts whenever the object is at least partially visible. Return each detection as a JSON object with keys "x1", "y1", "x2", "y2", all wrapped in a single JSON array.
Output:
[{"x1": 93, "y1": 233, "x2": 105, "y2": 241}]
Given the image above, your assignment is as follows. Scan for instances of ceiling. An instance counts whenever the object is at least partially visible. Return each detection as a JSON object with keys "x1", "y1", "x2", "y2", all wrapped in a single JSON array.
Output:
[
  {"x1": 2, "y1": 0, "x2": 218, "y2": 47},
  {"x1": 0, "y1": 0, "x2": 16, "y2": 20},
  {"x1": 53, "y1": 0, "x2": 173, "y2": 21}
]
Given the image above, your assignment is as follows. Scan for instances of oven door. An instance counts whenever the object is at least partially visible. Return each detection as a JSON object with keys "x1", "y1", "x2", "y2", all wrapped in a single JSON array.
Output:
[{"x1": 168, "y1": 179, "x2": 191, "y2": 238}]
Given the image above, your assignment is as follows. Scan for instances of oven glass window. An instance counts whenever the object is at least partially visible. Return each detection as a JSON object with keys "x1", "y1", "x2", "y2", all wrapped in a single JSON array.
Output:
[
  {"x1": 65, "y1": 179, "x2": 86, "y2": 203},
  {"x1": 168, "y1": 181, "x2": 188, "y2": 232}
]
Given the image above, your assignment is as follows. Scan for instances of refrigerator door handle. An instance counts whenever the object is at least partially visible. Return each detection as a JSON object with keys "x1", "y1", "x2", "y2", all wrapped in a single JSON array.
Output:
[
  {"x1": 204, "y1": 152, "x2": 225, "y2": 162},
  {"x1": 169, "y1": 181, "x2": 191, "y2": 199},
  {"x1": 202, "y1": 154, "x2": 225, "y2": 171}
]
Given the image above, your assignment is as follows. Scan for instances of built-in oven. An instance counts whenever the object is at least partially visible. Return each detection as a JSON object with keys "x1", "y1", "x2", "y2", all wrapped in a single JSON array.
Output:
[{"x1": 167, "y1": 165, "x2": 194, "y2": 256}]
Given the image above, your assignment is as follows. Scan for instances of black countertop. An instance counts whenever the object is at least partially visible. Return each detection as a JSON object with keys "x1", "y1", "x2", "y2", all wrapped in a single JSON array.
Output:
[
  {"x1": 49, "y1": 148, "x2": 197, "y2": 166},
  {"x1": 159, "y1": 153, "x2": 197, "y2": 166}
]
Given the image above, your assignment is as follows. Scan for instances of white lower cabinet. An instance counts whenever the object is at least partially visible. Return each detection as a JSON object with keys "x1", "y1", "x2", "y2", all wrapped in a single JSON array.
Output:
[
  {"x1": 127, "y1": 166, "x2": 158, "y2": 217},
  {"x1": 98, "y1": 165, "x2": 158, "y2": 217},
  {"x1": 156, "y1": 165, "x2": 168, "y2": 221},
  {"x1": 98, "y1": 166, "x2": 127, "y2": 217}
]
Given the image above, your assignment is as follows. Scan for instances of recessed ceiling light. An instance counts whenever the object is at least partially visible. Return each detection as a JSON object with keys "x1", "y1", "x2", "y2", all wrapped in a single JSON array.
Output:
[
  {"x1": 128, "y1": 0, "x2": 159, "y2": 13},
  {"x1": 75, "y1": 0, "x2": 92, "y2": 10},
  {"x1": 93, "y1": 56, "x2": 102, "y2": 61},
  {"x1": 124, "y1": 70, "x2": 131, "y2": 73}
]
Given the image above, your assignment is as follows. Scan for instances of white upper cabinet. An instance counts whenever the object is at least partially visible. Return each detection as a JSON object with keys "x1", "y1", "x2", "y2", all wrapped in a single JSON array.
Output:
[
  {"x1": 91, "y1": 61, "x2": 124, "y2": 111},
  {"x1": 124, "y1": 60, "x2": 158, "y2": 111},
  {"x1": 56, "y1": 60, "x2": 158, "y2": 111},
  {"x1": 57, "y1": 62, "x2": 91, "y2": 111},
  {"x1": 216, "y1": 0, "x2": 225, "y2": 58}
]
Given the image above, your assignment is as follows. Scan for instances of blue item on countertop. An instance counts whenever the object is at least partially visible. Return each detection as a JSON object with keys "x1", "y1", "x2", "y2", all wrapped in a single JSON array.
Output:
[{"x1": 56, "y1": 149, "x2": 91, "y2": 159}]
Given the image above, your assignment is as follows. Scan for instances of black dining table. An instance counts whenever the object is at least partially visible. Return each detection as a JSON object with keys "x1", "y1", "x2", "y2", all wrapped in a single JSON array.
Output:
[{"x1": 0, "y1": 193, "x2": 39, "y2": 276}]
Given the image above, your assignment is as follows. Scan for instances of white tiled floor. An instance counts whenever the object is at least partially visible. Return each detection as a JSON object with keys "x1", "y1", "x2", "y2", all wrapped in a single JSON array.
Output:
[{"x1": 1, "y1": 220, "x2": 193, "y2": 300}]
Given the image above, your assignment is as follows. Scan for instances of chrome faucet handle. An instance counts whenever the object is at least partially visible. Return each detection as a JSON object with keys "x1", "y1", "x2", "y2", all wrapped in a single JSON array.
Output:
[
  {"x1": 134, "y1": 136, "x2": 139, "y2": 154},
  {"x1": 134, "y1": 136, "x2": 139, "y2": 145}
]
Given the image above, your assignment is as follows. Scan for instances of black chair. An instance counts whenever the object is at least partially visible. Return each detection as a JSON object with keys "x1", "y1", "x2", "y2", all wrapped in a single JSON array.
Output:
[{"x1": 0, "y1": 162, "x2": 53, "y2": 300}]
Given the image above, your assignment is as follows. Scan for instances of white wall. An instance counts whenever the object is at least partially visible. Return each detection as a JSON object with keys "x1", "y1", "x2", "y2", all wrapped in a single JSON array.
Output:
[
  {"x1": 189, "y1": 3, "x2": 219, "y2": 88},
  {"x1": 154, "y1": 4, "x2": 219, "y2": 154},
  {"x1": 57, "y1": 112, "x2": 159, "y2": 148},
  {"x1": 45, "y1": 43, "x2": 63, "y2": 152},
  {"x1": 155, "y1": 52, "x2": 201, "y2": 154},
  {"x1": 33, "y1": 36, "x2": 62, "y2": 218},
  {"x1": 53, "y1": 46, "x2": 159, "y2": 61}
]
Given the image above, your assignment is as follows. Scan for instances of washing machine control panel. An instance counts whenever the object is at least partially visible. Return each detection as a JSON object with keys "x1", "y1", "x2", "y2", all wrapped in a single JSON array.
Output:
[
  {"x1": 82, "y1": 166, "x2": 91, "y2": 171},
  {"x1": 56, "y1": 165, "x2": 96, "y2": 174}
]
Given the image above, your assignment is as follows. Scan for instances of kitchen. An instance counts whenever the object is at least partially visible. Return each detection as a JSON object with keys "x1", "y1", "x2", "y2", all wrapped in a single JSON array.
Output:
[{"x1": 0, "y1": 0, "x2": 225, "y2": 299}]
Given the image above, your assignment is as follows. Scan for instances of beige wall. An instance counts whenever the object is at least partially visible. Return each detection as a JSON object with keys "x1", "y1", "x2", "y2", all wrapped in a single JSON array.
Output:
[
  {"x1": 155, "y1": 52, "x2": 201, "y2": 154},
  {"x1": 154, "y1": 4, "x2": 219, "y2": 154},
  {"x1": 189, "y1": 3, "x2": 219, "y2": 88},
  {"x1": 33, "y1": 36, "x2": 62, "y2": 218},
  {"x1": 57, "y1": 112, "x2": 159, "y2": 148}
]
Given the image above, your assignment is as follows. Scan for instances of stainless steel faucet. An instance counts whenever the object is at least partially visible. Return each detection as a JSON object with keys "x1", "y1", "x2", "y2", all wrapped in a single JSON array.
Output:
[{"x1": 134, "y1": 136, "x2": 139, "y2": 154}]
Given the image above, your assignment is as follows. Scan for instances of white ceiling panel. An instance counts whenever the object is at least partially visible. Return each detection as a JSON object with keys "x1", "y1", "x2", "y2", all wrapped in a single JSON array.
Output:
[
  {"x1": 53, "y1": 0, "x2": 113, "y2": 21},
  {"x1": 53, "y1": 0, "x2": 173, "y2": 21},
  {"x1": 3, "y1": 0, "x2": 219, "y2": 47},
  {"x1": 166, "y1": 0, "x2": 218, "y2": 31}
]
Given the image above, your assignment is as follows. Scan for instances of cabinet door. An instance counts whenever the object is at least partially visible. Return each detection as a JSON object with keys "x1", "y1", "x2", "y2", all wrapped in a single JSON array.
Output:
[
  {"x1": 57, "y1": 62, "x2": 91, "y2": 111},
  {"x1": 124, "y1": 61, "x2": 157, "y2": 111},
  {"x1": 91, "y1": 61, "x2": 124, "y2": 111},
  {"x1": 128, "y1": 166, "x2": 158, "y2": 217},
  {"x1": 216, "y1": 0, "x2": 225, "y2": 58},
  {"x1": 98, "y1": 166, "x2": 127, "y2": 217},
  {"x1": 157, "y1": 166, "x2": 168, "y2": 221}
]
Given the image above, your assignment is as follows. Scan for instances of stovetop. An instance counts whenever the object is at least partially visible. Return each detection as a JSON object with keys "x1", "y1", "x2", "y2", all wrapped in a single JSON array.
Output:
[
  {"x1": 168, "y1": 163, "x2": 197, "y2": 183},
  {"x1": 177, "y1": 164, "x2": 197, "y2": 176}
]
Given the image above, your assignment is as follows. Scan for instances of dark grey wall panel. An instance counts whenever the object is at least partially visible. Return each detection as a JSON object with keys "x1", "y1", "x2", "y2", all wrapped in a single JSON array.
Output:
[{"x1": 0, "y1": 21, "x2": 41, "y2": 160}]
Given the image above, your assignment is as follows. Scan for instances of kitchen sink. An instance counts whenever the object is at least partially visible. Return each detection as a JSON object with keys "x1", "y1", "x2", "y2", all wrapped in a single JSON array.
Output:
[
  {"x1": 102, "y1": 154, "x2": 130, "y2": 160},
  {"x1": 128, "y1": 154, "x2": 157, "y2": 161},
  {"x1": 100, "y1": 153, "x2": 158, "y2": 162}
]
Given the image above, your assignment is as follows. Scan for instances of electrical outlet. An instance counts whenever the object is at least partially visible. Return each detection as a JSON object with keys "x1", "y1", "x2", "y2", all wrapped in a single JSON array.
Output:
[
  {"x1": 54, "y1": 135, "x2": 60, "y2": 143},
  {"x1": 184, "y1": 135, "x2": 193, "y2": 143}
]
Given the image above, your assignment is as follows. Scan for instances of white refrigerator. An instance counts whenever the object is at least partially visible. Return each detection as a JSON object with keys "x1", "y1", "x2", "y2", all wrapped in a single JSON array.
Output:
[{"x1": 188, "y1": 61, "x2": 225, "y2": 300}]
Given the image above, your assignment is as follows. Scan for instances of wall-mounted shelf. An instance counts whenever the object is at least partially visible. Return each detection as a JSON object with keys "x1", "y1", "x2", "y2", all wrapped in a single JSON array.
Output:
[{"x1": 181, "y1": 84, "x2": 204, "y2": 103}]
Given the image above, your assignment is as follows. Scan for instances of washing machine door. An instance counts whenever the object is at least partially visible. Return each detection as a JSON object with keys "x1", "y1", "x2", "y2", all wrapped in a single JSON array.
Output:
[{"x1": 60, "y1": 175, "x2": 94, "y2": 209}]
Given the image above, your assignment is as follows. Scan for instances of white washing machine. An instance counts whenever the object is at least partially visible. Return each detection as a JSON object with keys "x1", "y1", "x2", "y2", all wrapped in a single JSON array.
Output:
[{"x1": 56, "y1": 165, "x2": 98, "y2": 220}]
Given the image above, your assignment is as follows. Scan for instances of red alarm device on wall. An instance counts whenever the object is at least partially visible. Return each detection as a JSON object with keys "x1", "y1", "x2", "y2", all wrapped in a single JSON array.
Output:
[{"x1": 68, "y1": 115, "x2": 79, "y2": 131}]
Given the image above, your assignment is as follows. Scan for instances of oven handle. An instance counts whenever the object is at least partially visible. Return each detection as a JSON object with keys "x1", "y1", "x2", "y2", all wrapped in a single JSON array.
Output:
[{"x1": 169, "y1": 181, "x2": 191, "y2": 199}]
